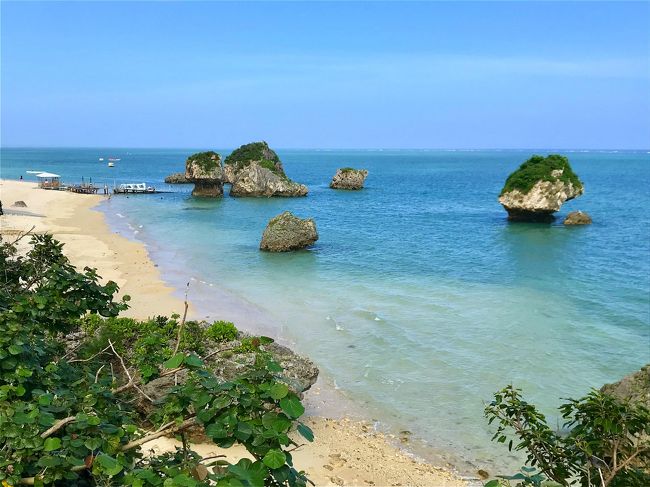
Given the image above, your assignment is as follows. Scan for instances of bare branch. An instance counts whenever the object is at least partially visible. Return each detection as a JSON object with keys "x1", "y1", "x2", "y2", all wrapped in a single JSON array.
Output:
[
  {"x1": 120, "y1": 417, "x2": 197, "y2": 452},
  {"x1": 173, "y1": 281, "x2": 190, "y2": 355}
]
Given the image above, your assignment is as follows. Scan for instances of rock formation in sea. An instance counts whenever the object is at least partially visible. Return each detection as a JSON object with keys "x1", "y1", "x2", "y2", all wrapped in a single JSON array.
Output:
[
  {"x1": 231, "y1": 162, "x2": 308, "y2": 197},
  {"x1": 224, "y1": 141, "x2": 308, "y2": 196},
  {"x1": 164, "y1": 172, "x2": 190, "y2": 184},
  {"x1": 260, "y1": 211, "x2": 318, "y2": 252},
  {"x1": 601, "y1": 365, "x2": 650, "y2": 406},
  {"x1": 563, "y1": 211, "x2": 592, "y2": 225},
  {"x1": 184, "y1": 151, "x2": 224, "y2": 197},
  {"x1": 498, "y1": 154, "x2": 584, "y2": 222},
  {"x1": 330, "y1": 168, "x2": 369, "y2": 190}
]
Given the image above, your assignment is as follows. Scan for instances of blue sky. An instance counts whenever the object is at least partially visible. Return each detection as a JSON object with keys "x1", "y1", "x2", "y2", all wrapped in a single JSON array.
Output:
[{"x1": 2, "y1": 1, "x2": 648, "y2": 149}]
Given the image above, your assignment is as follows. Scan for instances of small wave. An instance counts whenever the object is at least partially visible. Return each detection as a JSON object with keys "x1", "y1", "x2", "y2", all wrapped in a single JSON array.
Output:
[
  {"x1": 116, "y1": 213, "x2": 125, "y2": 218},
  {"x1": 335, "y1": 324, "x2": 345, "y2": 331},
  {"x1": 374, "y1": 316, "x2": 382, "y2": 321}
]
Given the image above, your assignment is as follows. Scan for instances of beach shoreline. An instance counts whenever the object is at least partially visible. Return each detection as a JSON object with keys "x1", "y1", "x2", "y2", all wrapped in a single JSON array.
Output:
[{"x1": 0, "y1": 179, "x2": 470, "y2": 486}]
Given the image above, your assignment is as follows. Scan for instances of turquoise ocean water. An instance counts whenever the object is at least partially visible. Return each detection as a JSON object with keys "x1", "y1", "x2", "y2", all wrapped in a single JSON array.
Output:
[{"x1": 2, "y1": 148, "x2": 649, "y2": 471}]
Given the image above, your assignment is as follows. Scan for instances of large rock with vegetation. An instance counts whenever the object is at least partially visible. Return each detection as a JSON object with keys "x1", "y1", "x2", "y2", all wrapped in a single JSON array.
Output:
[
  {"x1": 225, "y1": 141, "x2": 307, "y2": 196},
  {"x1": 164, "y1": 172, "x2": 189, "y2": 184},
  {"x1": 260, "y1": 211, "x2": 318, "y2": 252},
  {"x1": 224, "y1": 141, "x2": 285, "y2": 183},
  {"x1": 498, "y1": 155, "x2": 584, "y2": 221},
  {"x1": 330, "y1": 168, "x2": 368, "y2": 190},
  {"x1": 230, "y1": 162, "x2": 308, "y2": 197},
  {"x1": 601, "y1": 365, "x2": 650, "y2": 407},
  {"x1": 184, "y1": 151, "x2": 224, "y2": 197}
]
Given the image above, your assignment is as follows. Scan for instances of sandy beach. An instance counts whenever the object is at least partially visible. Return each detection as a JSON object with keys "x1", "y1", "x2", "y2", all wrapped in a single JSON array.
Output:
[{"x1": 0, "y1": 179, "x2": 467, "y2": 487}]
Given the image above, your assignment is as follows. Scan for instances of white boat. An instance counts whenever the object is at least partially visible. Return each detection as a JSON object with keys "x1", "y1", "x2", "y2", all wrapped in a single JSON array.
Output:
[
  {"x1": 99, "y1": 157, "x2": 104, "y2": 161},
  {"x1": 114, "y1": 182, "x2": 157, "y2": 194},
  {"x1": 108, "y1": 162, "x2": 115, "y2": 167}
]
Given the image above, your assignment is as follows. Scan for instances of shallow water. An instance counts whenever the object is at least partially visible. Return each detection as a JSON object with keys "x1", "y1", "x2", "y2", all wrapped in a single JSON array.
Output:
[{"x1": 2, "y1": 147, "x2": 649, "y2": 471}]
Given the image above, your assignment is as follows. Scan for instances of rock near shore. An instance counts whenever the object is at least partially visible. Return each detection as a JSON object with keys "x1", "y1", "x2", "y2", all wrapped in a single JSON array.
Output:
[
  {"x1": 224, "y1": 141, "x2": 285, "y2": 183},
  {"x1": 563, "y1": 210, "x2": 592, "y2": 225},
  {"x1": 498, "y1": 154, "x2": 584, "y2": 222},
  {"x1": 231, "y1": 162, "x2": 308, "y2": 197},
  {"x1": 330, "y1": 168, "x2": 368, "y2": 190},
  {"x1": 185, "y1": 151, "x2": 224, "y2": 197},
  {"x1": 601, "y1": 365, "x2": 650, "y2": 407},
  {"x1": 260, "y1": 211, "x2": 318, "y2": 252}
]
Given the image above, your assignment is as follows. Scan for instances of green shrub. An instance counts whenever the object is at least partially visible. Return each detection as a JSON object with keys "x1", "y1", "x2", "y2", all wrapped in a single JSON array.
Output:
[
  {"x1": 205, "y1": 320, "x2": 238, "y2": 342},
  {"x1": 500, "y1": 154, "x2": 583, "y2": 196},
  {"x1": 224, "y1": 141, "x2": 284, "y2": 175},
  {"x1": 0, "y1": 235, "x2": 312, "y2": 486},
  {"x1": 485, "y1": 385, "x2": 650, "y2": 487}
]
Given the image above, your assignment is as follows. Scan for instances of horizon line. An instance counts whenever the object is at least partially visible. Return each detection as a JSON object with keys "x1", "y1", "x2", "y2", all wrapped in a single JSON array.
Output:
[{"x1": 2, "y1": 146, "x2": 649, "y2": 152}]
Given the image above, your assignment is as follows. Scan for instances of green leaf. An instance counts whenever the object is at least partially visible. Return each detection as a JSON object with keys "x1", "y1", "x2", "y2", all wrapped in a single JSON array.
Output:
[
  {"x1": 269, "y1": 383, "x2": 289, "y2": 400},
  {"x1": 228, "y1": 458, "x2": 268, "y2": 487},
  {"x1": 43, "y1": 437, "x2": 61, "y2": 451},
  {"x1": 96, "y1": 454, "x2": 123, "y2": 476},
  {"x1": 263, "y1": 449, "x2": 286, "y2": 469},
  {"x1": 183, "y1": 354, "x2": 203, "y2": 368},
  {"x1": 171, "y1": 474, "x2": 198, "y2": 486},
  {"x1": 297, "y1": 423, "x2": 314, "y2": 442},
  {"x1": 164, "y1": 353, "x2": 185, "y2": 369},
  {"x1": 279, "y1": 395, "x2": 305, "y2": 419},
  {"x1": 8, "y1": 344, "x2": 22, "y2": 355}
]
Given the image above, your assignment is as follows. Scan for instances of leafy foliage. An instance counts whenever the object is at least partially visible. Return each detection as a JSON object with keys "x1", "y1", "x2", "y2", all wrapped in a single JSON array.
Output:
[
  {"x1": 500, "y1": 154, "x2": 583, "y2": 196},
  {"x1": 0, "y1": 234, "x2": 313, "y2": 486},
  {"x1": 186, "y1": 151, "x2": 221, "y2": 174},
  {"x1": 205, "y1": 320, "x2": 238, "y2": 343},
  {"x1": 485, "y1": 385, "x2": 650, "y2": 486}
]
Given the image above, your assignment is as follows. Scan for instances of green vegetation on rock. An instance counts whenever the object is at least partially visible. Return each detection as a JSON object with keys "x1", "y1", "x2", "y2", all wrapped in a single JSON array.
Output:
[
  {"x1": 0, "y1": 234, "x2": 312, "y2": 486},
  {"x1": 500, "y1": 154, "x2": 583, "y2": 196},
  {"x1": 225, "y1": 141, "x2": 282, "y2": 175},
  {"x1": 186, "y1": 150, "x2": 221, "y2": 173}
]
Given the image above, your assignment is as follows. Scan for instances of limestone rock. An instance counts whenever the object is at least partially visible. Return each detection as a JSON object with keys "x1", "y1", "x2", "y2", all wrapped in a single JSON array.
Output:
[
  {"x1": 12, "y1": 200, "x2": 27, "y2": 207},
  {"x1": 164, "y1": 172, "x2": 190, "y2": 184},
  {"x1": 601, "y1": 365, "x2": 650, "y2": 407},
  {"x1": 260, "y1": 211, "x2": 318, "y2": 252},
  {"x1": 224, "y1": 141, "x2": 307, "y2": 195},
  {"x1": 563, "y1": 211, "x2": 592, "y2": 225},
  {"x1": 224, "y1": 141, "x2": 285, "y2": 183},
  {"x1": 330, "y1": 168, "x2": 368, "y2": 190},
  {"x1": 184, "y1": 151, "x2": 224, "y2": 197},
  {"x1": 498, "y1": 155, "x2": 584, "y2": 221},
  {"x1": 231, "y1": 162, "x2": 308, "y2": 197}
]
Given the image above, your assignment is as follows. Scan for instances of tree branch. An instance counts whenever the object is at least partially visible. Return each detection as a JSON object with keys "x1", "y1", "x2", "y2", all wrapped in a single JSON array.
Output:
[{"x1": 40, "y1": 416, "x2": 75, "y2": 439}]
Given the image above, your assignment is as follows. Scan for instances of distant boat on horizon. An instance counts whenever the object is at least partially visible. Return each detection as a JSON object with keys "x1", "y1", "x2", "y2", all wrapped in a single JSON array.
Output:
[
  {"x1": 108, "y1": 162, "x2": 115, "y2": 167},
  {"x1": 99, "y1": 157, "x2": 104, "y2": 161}
]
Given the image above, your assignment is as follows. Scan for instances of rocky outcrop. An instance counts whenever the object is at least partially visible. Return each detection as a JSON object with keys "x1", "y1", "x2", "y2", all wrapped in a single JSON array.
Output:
[
  {"x1": 140, "y1": 333, "x2": 319, "y2": 413},
  {"x1": 224, "y1": 141, "x2": 307, "y2": 196},
  {"x1": 230, "y1": 162, "x2": 308, "y2": 197},
  {"x1": 185, "y1": 151, "x2": 224, "y2": 197},
  {"x1": 164, "y1": 172, "x2": 190, "y2": 184},
  {"x1": 601, "y1": 365, "x2": 650, "y2": 407},
  {"x1": 499, "y1": 155, "x2": 584, "y2": 222},
  {"x1": 563, "y1": 211, "x2": 592, "y2": 225},
  {"x1": 224, "y1": 141, "x2": 285, "y2": 183},
  {"x1": 12, "y1": 201, "x2": 27, "y2": 207},
  {"x1": 330, "y1": 168, "x2": 368, "y2": 190},
  {"x1": 260, "y1": 211, "x2": 318, "y2": 252}
]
